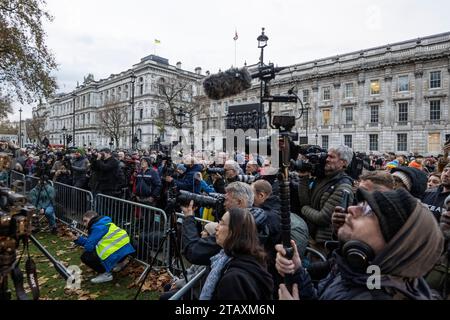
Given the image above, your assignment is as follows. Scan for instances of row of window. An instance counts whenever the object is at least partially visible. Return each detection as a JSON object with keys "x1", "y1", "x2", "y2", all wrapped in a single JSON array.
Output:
[
  {"x1": 50, "y1": 108, "x2": 151, "y2": 132},
  {"x1": 302, "y1": 70, "x2": 443, "y2": 102},
  {"x1": 322, "y1": 100, "x2": 443, "y2": 126},
  {"x1": 323, "y1": 133, "x2": 445, "y2": 153}
]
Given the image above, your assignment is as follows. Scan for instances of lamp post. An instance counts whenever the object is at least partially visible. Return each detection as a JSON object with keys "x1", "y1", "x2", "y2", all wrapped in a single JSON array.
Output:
[
  {"x1": 130, "y1": 71, "x2": 136, "y2": 150},
  {"x1": 62, "y1": 126, "x2": 67, "y2": 149},
  {"x1": 18, "y1": 107, "x2": 23, "y2": 148},
  {"x1": 305, "y1": 102, "x2": 310, "y2": 144},
  {"x1": 257, "y1": 28, "x2": 268, "y2": 138},
  {"x1": 72, "y1": 93, "x2": 76, "y2": 147},
  {"x1": 176, "y1": 108, "x2": 185, "y2": 153}
]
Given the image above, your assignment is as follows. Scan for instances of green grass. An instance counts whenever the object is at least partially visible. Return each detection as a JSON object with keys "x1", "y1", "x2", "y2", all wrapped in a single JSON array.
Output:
[{"x1": 10, "y1": 226, "x2": 164, "y2": 300}]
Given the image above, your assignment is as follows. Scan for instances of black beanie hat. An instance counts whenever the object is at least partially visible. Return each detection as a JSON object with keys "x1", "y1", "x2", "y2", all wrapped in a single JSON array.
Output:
[
  {"x1": 356, "y1": 188, "x2": 417, "y2": 242},
  {"x1": 390, "y1": 166, "x2": 427, "y2": 199}
]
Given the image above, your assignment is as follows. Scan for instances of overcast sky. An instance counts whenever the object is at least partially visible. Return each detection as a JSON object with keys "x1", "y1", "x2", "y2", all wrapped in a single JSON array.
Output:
[{"x1": 10, "y1": 0, "x2": 450, "y2": 121}]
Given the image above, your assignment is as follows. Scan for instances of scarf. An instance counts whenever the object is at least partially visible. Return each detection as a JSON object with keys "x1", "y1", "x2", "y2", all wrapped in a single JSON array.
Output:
[{"x1": 199, "y1": 250, "x2": 231, "y2": 300}]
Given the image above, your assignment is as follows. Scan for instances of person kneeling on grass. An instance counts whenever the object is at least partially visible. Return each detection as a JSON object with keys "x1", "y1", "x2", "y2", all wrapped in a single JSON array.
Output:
[{"x1": 70, "y1": 210, "x2": 136, "y2": 284}]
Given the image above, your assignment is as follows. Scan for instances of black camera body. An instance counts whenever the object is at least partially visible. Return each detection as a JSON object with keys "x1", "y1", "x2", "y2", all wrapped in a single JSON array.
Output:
[
  {"x1": 207, "y1": 167, "x2": 225, "y2": 175},
  {"x1": 0, "y1": 206, "x2": 35, "y2": 243},
  {"x1": 291, "y1": 145, "x2": 328, "y2": 178},
  {"x1": 1, "y1": 188, "x2": 37, "y2": 277},
  {"x1": 176, "y1": 190, "x2": 225, "y2": 221}
]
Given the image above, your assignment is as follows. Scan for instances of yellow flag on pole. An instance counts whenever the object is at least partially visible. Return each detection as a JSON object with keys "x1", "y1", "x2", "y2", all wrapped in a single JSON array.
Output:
[{"x1": 154, "y1": 39, "x2": 161, "y2": 44}]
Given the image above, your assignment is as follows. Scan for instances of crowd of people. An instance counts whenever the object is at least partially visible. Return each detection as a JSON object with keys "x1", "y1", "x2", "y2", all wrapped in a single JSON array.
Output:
[{"x1": 1, "y1": 138, "x2": 450, "y2": 300}]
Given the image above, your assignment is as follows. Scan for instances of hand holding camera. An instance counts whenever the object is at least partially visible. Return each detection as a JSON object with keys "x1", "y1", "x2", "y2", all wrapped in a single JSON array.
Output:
[{"x1": 180, "y1": 200, "x2": 195, "y2": 217}]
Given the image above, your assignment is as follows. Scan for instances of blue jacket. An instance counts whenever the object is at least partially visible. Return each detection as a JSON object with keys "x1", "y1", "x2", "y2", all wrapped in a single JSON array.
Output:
[
  {"x1": 135, "y1": 168, "x2": 162, "y2": 198},
  {"x1": 174, "y1": 164, "x2": 203, "y2": 193},
  {"x1": 29, "y1": 183, "x2": 55, "y2": 210},
  {"x1": 74, "y1": 216, "x2": 135, "y2": 272},
  {"x1": 193, "y1": 179, "x2": 215, "y2": 194}
]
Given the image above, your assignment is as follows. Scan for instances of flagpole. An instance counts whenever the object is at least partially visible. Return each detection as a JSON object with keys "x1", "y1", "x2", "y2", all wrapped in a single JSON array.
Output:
[
  {"x1": 233, "y1": 29, "x2": 238, "y2": 67},
  {"x1": 234, "y1": 39, "x2": 237, "y2": 67}
]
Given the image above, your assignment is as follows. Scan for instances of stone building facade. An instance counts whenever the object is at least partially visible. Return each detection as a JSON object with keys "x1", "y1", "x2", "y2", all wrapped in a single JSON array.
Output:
[
  {"x1": 195, "y1": 32, "x2": 450, "y2": 156},
  {"x1": 45, "y1": 55, "x2": 203, "y2": 149}
]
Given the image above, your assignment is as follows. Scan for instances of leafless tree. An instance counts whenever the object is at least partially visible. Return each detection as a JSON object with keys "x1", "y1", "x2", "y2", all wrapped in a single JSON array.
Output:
[
  {"x1": 156, "y1": 77, "x2": 204, "y2": 130},
  {"x1": 97, "y1": 102, "x2": 127, "y2": 148}
]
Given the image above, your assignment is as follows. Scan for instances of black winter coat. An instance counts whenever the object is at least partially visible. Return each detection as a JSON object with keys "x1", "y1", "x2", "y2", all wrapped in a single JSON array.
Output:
[
  {"x1": 90, "y1": 156, "x2": 121, "y2": 195},
  {"x1": 182, "y1": 216, "x2": 221, "y2": 265},
  {"x1": 212, "y1": 255, "x2": 274, "y2": 300}
]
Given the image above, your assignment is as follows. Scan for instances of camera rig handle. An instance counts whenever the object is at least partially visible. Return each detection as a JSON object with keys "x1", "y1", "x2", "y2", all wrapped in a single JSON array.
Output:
[{"x1": 279, "y1": 132, "x2": 295, "y2": 290}]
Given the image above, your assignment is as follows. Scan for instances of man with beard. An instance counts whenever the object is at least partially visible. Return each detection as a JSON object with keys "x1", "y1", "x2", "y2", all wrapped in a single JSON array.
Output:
[
  {"x1": 297, "y1": 145, "x2": 354, "y2": 253},
  {"x1": 276, "y1": 188, "x2": 444, "y2": 300},
  {"x1": 422, "y1": 163, "x2": 450, "y2": 221}
]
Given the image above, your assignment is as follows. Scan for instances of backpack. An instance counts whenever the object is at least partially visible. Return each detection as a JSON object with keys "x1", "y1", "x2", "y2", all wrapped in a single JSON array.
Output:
[{"x1": 290, "y1": 212, "x2": 309, "y2": 257}]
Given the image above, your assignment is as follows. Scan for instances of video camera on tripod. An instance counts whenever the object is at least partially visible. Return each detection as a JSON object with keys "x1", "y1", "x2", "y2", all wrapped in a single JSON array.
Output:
[{"x1": 0, "y1": 186, "x2": 70, "y2": 300}]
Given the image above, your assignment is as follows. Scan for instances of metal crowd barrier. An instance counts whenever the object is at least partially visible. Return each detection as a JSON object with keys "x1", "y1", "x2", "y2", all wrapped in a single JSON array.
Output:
[
  {"x1": 53, "y1": 182, "x2": 94, "y2": 232},
  {"x1": 168, "y1": 266, "x2": 208, "y2": 300},
  {"x1": 9, "y1": 170, "x2": 26, "y2": 195},
  {"x1": 94, "y1": 194, "x2": 169, "y2": 272}
]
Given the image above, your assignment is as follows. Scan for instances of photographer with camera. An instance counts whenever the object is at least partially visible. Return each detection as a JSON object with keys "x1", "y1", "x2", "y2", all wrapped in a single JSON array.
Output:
[
  {"x1": 50, "y1": 152, "x2": 64, "y2": 179},
  {"x1": 181, "y1": 182, "x2": 277, "y2": 268},
  {"x1": 29, "y1": 176, "x2": 57, "y2": 234},
  {"x1": 209, "y1": 160, "x2": 255, "y2": 194},
  {"x1": 165, "y1": 156, "x2": 203, "y2": 193},
  {"x1": 69, "y1": 211, "x2": 135, "y2": 284},
  {"x1": 297, "y1": 145, "x2": 354, "y2": 254},
  {"x1": 70, "y1": 148, "x2": 89, "y2": 190},
  {"x1": 34, "y1": 152, "x2": 52, "y2": 179}
]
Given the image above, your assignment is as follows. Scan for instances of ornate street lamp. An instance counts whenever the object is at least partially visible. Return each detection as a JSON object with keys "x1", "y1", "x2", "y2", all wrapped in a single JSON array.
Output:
[
  {"x1": 71, "y1": 93, "x2": 76, "y2": 147},
  {"x1": 130, "y1": 71, "x2": 137, "y2": 150},
  {"x1": 62, "y1": 125, "x2": 67, "y2": 149},
  {"x1": 18, "y1": 107, "x2": 23, "y2": 148},
  {"x1": 305, "y1": 102, "x2": 310, "y2": 144},
  {"x1": 257, "y1": 28, "x2": 269, "y2": 137}
]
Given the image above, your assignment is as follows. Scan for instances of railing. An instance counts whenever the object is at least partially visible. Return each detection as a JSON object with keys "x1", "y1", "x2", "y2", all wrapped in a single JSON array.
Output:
[
  {"x1": 94, "y1": 194, "x2": 169, "y2": 269},
  {"x1": 168, "y1": 266, "x2": 208, "y2": 300}
]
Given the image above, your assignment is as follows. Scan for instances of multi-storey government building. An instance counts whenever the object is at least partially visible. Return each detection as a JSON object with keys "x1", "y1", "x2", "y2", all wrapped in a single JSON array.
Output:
[
  {"x1": 44, "y1": 55, "x2": 203, "y2": 149},
  {"x1": 196, "y1": 31, "x2": 450, "y2": 156}
]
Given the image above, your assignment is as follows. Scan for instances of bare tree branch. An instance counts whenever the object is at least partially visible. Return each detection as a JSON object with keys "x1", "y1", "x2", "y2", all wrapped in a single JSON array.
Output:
[{"x1": 97, "y1": 102, "x2": 127, "y2": 148}]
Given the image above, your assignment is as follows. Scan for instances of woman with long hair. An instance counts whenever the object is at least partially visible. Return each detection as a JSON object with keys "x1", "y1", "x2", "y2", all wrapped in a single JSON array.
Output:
[{"x1": 199, "y1": 207, "x2": 274, "y2": 300}]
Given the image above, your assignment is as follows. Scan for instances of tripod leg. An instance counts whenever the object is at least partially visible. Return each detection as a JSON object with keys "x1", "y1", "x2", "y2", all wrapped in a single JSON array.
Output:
[
  {"x1": 133, "y1": 230, "x2": 170, "y2": 300},
  {"x1": 169, "y1": 229, "x2": 189, "y2": 283},
  {"x1": 0, "y1": 275, "x2": 11, "y2": 300}
]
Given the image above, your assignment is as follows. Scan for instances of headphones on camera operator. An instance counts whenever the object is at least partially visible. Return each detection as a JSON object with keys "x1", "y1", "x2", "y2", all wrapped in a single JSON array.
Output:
[{"x1": 325, "y1": 190, "x2": 376, "y2": 273}]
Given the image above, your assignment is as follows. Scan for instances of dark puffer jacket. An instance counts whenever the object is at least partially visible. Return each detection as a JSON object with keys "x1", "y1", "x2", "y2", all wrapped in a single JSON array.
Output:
[
  {"x1": 298, "y1": 171, "x2": 354, "y2": 244},
  {"x1": 212, "y1": 255, "x2": 274, "y2": 300}
]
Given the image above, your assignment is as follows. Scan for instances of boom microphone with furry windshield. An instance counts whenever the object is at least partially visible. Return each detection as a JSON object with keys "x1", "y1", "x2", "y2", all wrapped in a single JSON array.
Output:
[
  {"x1": 203, "y1": 67, "x2": 252, "y2": 100},
  {"x1": 202, "y1": 65, "x2": 288, "y2": 100}
]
